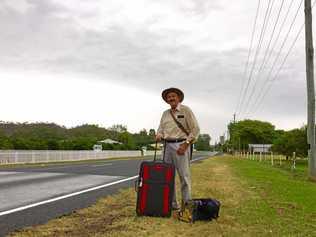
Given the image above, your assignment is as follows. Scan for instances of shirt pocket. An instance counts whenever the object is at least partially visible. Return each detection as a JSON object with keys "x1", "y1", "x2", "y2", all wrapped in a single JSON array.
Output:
[
  {"x1": 163, "y1": 115, "x2": 175, "y2": 127},
  {"x1": 176, "y1": 114, "x2": 186, "y2": 124}
]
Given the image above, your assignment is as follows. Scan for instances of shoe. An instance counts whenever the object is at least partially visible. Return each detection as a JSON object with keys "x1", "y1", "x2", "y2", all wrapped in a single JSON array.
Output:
[{"x1": 177, "y1": 201, "x2": 194, "y2": 223}]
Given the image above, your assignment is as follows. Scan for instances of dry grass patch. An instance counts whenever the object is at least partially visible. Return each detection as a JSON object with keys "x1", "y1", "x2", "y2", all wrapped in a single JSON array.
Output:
[{"x1": 10, "y1": 157, "x2": 253, "y2": 237}]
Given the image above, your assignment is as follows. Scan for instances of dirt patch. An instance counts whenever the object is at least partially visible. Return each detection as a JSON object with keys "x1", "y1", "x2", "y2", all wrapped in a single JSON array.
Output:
[{"x1": 276, "y1": 207, "x2": 285, "y2": 216}]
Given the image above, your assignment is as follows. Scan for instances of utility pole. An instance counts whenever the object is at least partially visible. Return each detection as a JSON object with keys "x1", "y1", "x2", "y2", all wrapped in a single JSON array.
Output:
[{"x1": 305, "y1": 0, "x2": 316, "y2": 180}]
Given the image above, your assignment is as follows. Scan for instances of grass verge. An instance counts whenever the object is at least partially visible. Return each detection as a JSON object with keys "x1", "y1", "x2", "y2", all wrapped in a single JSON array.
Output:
[{"x1": 9, "y1": 155, "x2": 316, "y2": 237}]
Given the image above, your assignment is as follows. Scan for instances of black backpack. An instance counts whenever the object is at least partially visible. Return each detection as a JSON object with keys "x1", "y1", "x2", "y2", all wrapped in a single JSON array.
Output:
[{"x1": 178, "y1": 198, "x2": 221, "y2": 223}]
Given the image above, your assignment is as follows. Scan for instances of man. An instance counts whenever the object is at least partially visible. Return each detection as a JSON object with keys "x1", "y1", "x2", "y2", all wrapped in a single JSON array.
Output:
[{"x1": 156, "y1": 87, "x2": 200, "y2": 210}]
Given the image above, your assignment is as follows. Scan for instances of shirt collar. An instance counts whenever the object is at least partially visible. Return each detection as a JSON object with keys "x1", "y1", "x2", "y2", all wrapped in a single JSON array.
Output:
[
  {"x1": 170, "y1": 103, "x2": 181, "y2": 112},
  {"x1": 175, "y1": 103, "x2": 181, "y2": 111}
]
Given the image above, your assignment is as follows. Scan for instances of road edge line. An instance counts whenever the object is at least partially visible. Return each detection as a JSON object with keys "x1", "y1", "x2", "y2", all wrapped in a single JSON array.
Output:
[
  {"x1": 0, "y1": 153, "x2": 215, "y2": 217},
  {"x1": 0, "y1": 175, "x2": 138, "y2": 217}
]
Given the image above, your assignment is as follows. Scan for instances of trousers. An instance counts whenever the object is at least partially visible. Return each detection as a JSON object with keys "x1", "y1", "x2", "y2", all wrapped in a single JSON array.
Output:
[{"x1": 163, "y1": 141, "x2": 191, "y2": 207}]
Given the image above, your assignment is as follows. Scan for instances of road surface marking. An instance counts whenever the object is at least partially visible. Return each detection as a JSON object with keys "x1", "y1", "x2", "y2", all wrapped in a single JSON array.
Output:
[
  {"x1": 91, "y1": 163, "x2": 113, "y2": 167},
  {"x1": 0, "y1": 154, "x2": 214, "y2": 217},
  {"x1": 0, "y1": 175, "x2": 138, "y2": 217}
]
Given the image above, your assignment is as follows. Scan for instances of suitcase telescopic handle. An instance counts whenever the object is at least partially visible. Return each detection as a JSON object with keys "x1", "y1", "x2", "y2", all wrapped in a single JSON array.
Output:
[
  {"x1": 134, "y1": 177, "x2": 142, "y2": 192},
  {"x1": 153, "y1": 140, "x2": 166, "y2": 162}
]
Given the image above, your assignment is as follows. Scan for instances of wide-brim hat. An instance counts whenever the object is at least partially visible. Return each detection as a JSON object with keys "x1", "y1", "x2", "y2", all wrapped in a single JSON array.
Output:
[{"x1": 162, "y1": 88, "x2": 184, "y2": 103}]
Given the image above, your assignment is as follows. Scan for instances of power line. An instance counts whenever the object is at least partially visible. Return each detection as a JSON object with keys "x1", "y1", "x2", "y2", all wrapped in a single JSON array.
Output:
[
  {"x1": 252, "y1": 23, "x2": 304, "y2": 114},
  {"x1": 237, "y1": 0, "x2": 273, "y2": 119},
  {"x1": 242, "y1": 0, "x2": 284, "y2": 116},
  {"x1": 251, "y1": 0, "x2": 316, "y2": 114},
  {"x1": 237, "y1": 0, "x2": 273, "y2": 118},
  {"x1": 257, "y1": 0, "x2": 296, "y2": 80},
  {"x1": 246, "y1": 0, "x2": 304, "y2": 116},
  {"x1": 242, "y1": 0, "x2": 295, "y2": 116},
  {"x1": 235, "y1": 0, "x2": 261, "y2": 117}
]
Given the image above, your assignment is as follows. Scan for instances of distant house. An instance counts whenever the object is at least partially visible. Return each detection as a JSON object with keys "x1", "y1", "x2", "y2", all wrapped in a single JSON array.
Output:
[
  {"x1": 98, "y1": 139, "x2": 122, "y2": 145},
  {"x1": 248, "y1": 144, "x2": 272, "y2": 153},
  {"x1": 93, "y1": 139, "x2": 123, "y2": 150}
]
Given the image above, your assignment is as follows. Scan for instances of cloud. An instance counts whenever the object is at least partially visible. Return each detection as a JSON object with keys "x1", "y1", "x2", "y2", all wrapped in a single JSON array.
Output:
[
  {"x1": 0, "y1": 0, "x2": 310, "y2": 140},
  {"x1": 0, "y1": 0, "x2": 35, "y2": 14}
]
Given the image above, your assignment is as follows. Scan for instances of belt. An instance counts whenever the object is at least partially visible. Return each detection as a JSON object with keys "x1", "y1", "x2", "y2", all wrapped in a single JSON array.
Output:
[{"x1": 164, "y1": 138, "x2": 186, "y2": 143}]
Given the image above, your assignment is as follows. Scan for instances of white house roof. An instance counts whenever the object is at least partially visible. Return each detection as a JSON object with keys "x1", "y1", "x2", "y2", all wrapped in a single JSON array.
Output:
[{"x1": 98, "y1": 139, "x2": 122, "y2": 144}]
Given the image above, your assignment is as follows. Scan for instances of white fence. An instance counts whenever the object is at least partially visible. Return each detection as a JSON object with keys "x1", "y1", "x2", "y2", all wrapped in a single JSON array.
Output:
[{"x1": 0, "y1": 150, "x2": 161, "y2": 165}]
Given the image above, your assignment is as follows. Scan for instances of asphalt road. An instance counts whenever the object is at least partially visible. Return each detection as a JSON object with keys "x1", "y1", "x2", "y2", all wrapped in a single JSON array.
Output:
[{"x1": 0, "y1": 152, "x2": 217, "y2": 236}]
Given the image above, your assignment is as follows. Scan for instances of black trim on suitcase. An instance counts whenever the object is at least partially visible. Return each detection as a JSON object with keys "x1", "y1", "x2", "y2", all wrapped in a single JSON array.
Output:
[{"x1": 136, "y1": 140, "x2": 175, "y2": 217}]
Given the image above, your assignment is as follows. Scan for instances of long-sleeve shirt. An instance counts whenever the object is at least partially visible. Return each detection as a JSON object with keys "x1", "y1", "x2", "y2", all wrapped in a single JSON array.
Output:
[{"x1": 157, "y1": 103, "x2": 200, "y2": 143}]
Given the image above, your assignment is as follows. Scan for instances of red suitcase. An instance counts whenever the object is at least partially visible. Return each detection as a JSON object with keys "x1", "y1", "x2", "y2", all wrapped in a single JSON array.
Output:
[{"x1": 136, "y1": 143, "x2": 175, "y2": 217}]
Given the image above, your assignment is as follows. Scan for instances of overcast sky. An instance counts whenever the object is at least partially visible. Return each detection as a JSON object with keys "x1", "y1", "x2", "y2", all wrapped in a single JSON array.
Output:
[{"x1": 0, "y1": 0, "x2": 312, "y2": 143}]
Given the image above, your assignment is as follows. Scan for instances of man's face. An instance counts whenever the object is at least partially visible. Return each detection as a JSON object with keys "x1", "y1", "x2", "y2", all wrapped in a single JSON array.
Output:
[{"x1": 166, "y1": 92, "x2": 180, "y2": 108}]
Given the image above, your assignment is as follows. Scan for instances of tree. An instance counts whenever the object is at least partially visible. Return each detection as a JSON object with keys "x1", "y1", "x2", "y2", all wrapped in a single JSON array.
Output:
[
  {"x1": 0, "y1": 122, "x2": 159, "y2": 151},
  {"x1": 149, "y1": 129, "x2": 156, "y2": 137},
  {"x1": 139, "y1": 129, "x2": 147, "y2": 136},
  {"x1": 272, "y1": 127, "x2": 308, "y2": 157},
  {"x1": 71, "y1": 138, "x2": 96, "y2": 150},
  {"x1": 108, "y1": 124, "x2": 127, "y2": 133},
  {"x1": 118, "y1": 132, "x2": 136, "y2": 149},
  {"x1": 0, "y1": 130, "x2": 13, "y2": 149},
  {"x1": 228, "y1": 119, "x2": 275, "y2": 151},
  {"x1": 195, "y1": 134, "x2": 211, "y2": 151},
  {"x1": 131, "y1": 129, "x2": 155, "y2": 150}
]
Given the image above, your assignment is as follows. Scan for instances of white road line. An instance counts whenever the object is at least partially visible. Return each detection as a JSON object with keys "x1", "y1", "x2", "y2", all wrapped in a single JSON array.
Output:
[
  {"x1": 0, "y1": 155, "x2": 214, "y2": 217},
  {"x1": 38, "y1": 166, "x2": 81, "y2": 170},
  {"x1": 91, "y1": 163, "x2": 112, "y2": 167},
  {"x1": 0, "y1": 175, "x2": 138, "y2": 217}
]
